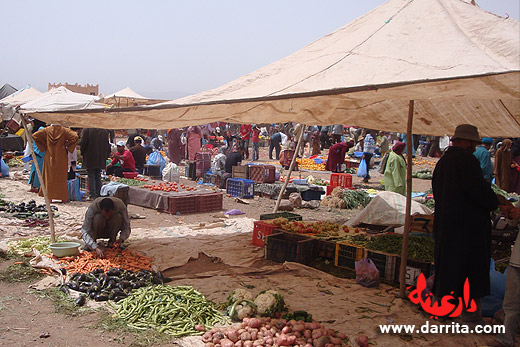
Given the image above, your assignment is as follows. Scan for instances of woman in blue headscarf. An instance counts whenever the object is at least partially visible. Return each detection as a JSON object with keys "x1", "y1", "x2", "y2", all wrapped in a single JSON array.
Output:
[{"x1": 28, "y1": 127, "x2": 45, "y2": 192}]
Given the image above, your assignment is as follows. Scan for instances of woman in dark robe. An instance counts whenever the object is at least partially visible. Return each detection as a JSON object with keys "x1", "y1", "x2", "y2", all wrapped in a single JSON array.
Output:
[
  {"x1": 167, "y1": 129, "x2": 183, "y2": 165},
  {"x1": 325, "y1": 141, "x2": 354, "y2": 172}
]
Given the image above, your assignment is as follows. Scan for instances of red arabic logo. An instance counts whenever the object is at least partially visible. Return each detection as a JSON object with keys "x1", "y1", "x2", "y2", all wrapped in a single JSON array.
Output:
[{"x1": 407, "y1": 273, "x2": 477, "y2": 319}]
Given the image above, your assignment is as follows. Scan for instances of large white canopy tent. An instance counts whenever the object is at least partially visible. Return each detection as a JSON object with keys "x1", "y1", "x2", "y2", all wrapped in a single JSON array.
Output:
[
  {"x1": 20, "y1": 86, "x2": 103, "y2": 113},
  {"x1": 17, "y1": 0, "x2": 520, "y2": 295},
  {"x1": 27, "y1": 0, "x2": 520, "y2": 136},
  {"x1": 102, "y1": 87, "x2": 165, "y2": 107},
  {"x1": 0, "y1": 85, "x2": 43, "y2": 121}
]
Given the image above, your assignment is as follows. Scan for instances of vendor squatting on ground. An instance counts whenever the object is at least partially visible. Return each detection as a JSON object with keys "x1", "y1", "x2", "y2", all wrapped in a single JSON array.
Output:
[{"x1": 81, "y1": 197, "x2": 131, "y2": 258}]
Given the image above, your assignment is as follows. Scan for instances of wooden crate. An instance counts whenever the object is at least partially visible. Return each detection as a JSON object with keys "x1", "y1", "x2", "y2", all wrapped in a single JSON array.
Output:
[
  {"x1": 232, "y1": 165, "x2": 249, "y2": 179},
  {"x1": 410, "y1": 214, "x2": 434, "y2": 233}
]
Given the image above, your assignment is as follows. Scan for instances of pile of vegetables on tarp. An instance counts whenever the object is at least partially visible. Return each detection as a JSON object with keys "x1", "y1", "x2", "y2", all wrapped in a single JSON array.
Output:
[
  {"x1": 347, "y1": 233, "x2": 434, "y2": 262},
  {"x1": 111, "y1": 285, "x2": 229, "y2": 337},
  {"x1": 322, "y1": 188, "x2": 372, "y2": 209},
  {"x1": 265, "y1": 218, "x2": 365, "y2": 243},
  {"x1": 0, "y1": 199, "x2": 57, "y2": 220},
  {"x1": 57, "y1": 248, "x2": 153, "y2": 273},
  {"x1": 8, "y1": 236, "x2": 66, "y2": 255},
  {"x1": 202, "y1": 317, "x2": 354, "y2": 347},
  {"x1": 226, "y1": 289, "x2": 287, "y2": 321},
  {"x1": 63, "y1": 268, "x2": 165, "y2": 303},
  {"x1": 115, "y1": 178, "x2": 147, "y2": 186},
  {"x1": 412, "y1": 168, "x2": 432, "y2": 180}
]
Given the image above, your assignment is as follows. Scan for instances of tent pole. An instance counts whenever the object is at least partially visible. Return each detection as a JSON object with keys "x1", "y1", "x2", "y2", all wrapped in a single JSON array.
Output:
[
  {"x1": 273, "y1": 124, "x2": 304, "y2": 213},
  {"x1": 19, "y1": 114, "x2": 56, "y2": 243},
  {"x1": 399, "y1": 100, "x2": 415, "y2": 298}
]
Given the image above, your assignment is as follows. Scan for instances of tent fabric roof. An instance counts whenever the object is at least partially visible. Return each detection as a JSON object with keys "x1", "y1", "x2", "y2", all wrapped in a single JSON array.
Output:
[
  {"x1": 0, "y1": 85, "x2": 42, "y2": 106},
  {"x1": 103, "y1": 87, "x2": 149, "y2": 100},
  {"x1": 21, "y1": 86, "x2": 103, "y2": 113},
  {"x1": 0, "y1": 84, "x2": 17, "y2": 100},
  {"x1": 29, "y1": 0, "x2": 520, "y2": 137}
]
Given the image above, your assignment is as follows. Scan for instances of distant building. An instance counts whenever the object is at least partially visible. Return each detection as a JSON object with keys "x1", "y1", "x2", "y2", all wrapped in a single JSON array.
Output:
[{"x1": 48, "y1": 83, "x2": 99, "y2": 96}]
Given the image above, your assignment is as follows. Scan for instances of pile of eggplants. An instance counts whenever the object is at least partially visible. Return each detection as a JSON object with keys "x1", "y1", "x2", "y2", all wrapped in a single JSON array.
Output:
[
  {"x1": 0, "y1": 200, "x2": 58, "y2": 213},
  {"x1": 61, "y1": 268, "x2": 167, "y2": 306}
]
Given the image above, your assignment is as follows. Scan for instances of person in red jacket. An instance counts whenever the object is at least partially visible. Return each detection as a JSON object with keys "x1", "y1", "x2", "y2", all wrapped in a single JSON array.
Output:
[
  {"x1": 251, "y1": 125, "x2": 261, "y2": 161},
  {"x1": 240, "y1": 124, "x2": 252, "y2": 160},
  {"x1": 106, "y1": 141, "x2": 136, "y2": 177}
]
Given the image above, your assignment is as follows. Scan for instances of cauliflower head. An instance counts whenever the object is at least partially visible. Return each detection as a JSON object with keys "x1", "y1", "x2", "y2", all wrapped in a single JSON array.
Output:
[
  {"x1": 229, "y1": 288, "x2": 254, "y2": 303},
  {"x1": 228, "y1": 300, "x2": 256, "y2": 321},
  {"x1": 254, "y1": 290, "x2": 285, "y2": 316}
]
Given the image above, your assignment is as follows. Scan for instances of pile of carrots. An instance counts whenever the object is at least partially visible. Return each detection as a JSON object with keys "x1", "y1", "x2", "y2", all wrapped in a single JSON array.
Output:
[{"x1": 57, "y1": 248, "x2": 154, "y2": 274}]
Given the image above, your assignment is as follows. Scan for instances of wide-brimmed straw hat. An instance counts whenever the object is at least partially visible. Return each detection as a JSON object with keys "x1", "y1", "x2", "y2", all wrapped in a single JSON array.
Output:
[{"x1": 451, "y1": 124, "x2": 481, "y2": 143}]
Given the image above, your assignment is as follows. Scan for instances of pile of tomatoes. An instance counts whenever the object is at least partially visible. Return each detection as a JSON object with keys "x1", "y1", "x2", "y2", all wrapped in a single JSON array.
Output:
[{"x1": 141, "y1": 181, "x2": 197, "y2": 192}]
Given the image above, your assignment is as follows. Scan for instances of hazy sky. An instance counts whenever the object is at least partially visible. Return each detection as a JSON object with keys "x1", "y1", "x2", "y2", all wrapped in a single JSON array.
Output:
[{"x1": 2, "y1": 0, "x2": 518, "y2": 100}]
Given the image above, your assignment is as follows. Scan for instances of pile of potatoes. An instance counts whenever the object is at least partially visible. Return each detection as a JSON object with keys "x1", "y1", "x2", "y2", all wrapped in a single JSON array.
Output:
[{"x1": 202, "y1": 317, "x2": 369, "y2": 347}]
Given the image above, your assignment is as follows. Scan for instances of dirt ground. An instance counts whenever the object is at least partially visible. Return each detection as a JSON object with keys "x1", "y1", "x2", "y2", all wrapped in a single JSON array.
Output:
[{"x1": 0, "y1": 147, "x2": 457, "y2": 347}]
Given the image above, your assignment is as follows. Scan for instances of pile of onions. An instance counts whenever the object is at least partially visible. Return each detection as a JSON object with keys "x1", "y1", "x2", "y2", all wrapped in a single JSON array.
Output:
[{"x1": 202, "y1": 317, "x2": 355, "y2": 347}]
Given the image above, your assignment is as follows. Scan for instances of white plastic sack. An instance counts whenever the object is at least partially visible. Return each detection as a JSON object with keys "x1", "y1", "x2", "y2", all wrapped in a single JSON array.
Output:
[
  {"x1": 162, "y1": 162, "x2": 180, "y2": 183},
  {"x1": 347, "y1": 191, "x2": 432, "y2": 226}
]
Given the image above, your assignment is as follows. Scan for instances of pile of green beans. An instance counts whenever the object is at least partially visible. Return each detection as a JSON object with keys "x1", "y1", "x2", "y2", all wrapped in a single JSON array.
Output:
[
  {"x1": 112, "y1": 285, "x2": 229, "y2": 337},
  {"x1": 116, "y1": 178, "x2": 146, "y2": 186}
]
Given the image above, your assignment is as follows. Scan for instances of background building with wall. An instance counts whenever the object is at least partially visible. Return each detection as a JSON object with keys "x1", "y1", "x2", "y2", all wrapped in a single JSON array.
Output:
[{"x1": 48, "y1": 83, "x2": 99, "y2": 96}]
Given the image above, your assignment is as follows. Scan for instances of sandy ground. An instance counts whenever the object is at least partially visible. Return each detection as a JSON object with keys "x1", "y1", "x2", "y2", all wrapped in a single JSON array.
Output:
[{"x1": 0, "y1": 147, "x2": 475, "y2": 347}]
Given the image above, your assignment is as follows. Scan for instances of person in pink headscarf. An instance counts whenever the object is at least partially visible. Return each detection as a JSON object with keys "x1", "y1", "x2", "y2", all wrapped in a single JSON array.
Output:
[{"x1": 186, "y1": 126, "x2": 202, "y2": 161}]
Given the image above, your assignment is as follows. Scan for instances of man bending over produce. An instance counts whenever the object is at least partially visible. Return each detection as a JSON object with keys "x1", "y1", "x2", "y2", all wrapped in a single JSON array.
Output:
[{"x1": 81, "y1": 197, "x2": 131, "y2": 258}]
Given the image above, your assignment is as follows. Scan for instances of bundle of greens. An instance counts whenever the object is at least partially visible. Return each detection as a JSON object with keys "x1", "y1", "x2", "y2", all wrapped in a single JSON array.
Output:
[
  {"x1": 367, "y1": 234, "x2": 434, "y2": 262},
  {"x1": 341, "y1": 190, "x2": 372, "y2": 209}
]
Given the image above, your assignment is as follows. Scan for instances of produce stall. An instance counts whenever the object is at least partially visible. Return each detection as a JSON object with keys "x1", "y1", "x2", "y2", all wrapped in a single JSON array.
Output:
[
  {"x1": 253, "y1": 215, "x2": 436, "y2": 288},
  {"x1": 254, "y1": 182, "x2": 325, "y2": 200},
  {"x1": 127, "y1": 182, "x2": 222, "y2": 213}
]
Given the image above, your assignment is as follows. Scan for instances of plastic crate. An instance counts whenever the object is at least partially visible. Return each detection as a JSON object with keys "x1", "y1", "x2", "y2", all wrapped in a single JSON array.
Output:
[
  {"x1": 335, "y1": 241, "x2": 366, "y2": 270},
  {"x1": 259, "y1": 212, "x2": 303, "y2": 221},
  {"x1": 249, "y1": 165, "x2": 276, "y2": 183},
  {"x1": 196, "y1": 192, "x2": 223, "y2": 212},
  {"x1": 232, "y1": 165, "x2": 249, "y2": 179},
  {"x1": 330, "y1": 173, "x2": 353, "y2": 188},
  {"x1": 226, "y1": 178, "x2": 255, "y2": 198},
  {"x1": 301, "y1": 189, "x2": 323, "y2": 201},
  {"x1": 203, "y1": 173, "x2": 218, "y2": 185},
  {"x1": 252, "y1": 221, "x2": 278, "y2": 247},
  {"x1": 78, "y1": 175, "x2": 89, "y2": 192},
  {"x1": 394, "y1": 257, "x2": 434, "y2": 286},
  {"x1": 326, "y1": 185, "x2": 334, "y2": 196},
  {"x1": 145, "y1": 164, "x2": 162, "y2": 179},
  {"x1": 167, "y1": 195, "x2": 198, "y2": 215},
  {"x1": 265, "y1": 232, "x2": 315, "y2": 265},
  {"x1": 315, "y1": 239, "x2": 337, "y2": 261},
  {"x1": 366, "y1": 250, "x2": 398, "y2": 283}
]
